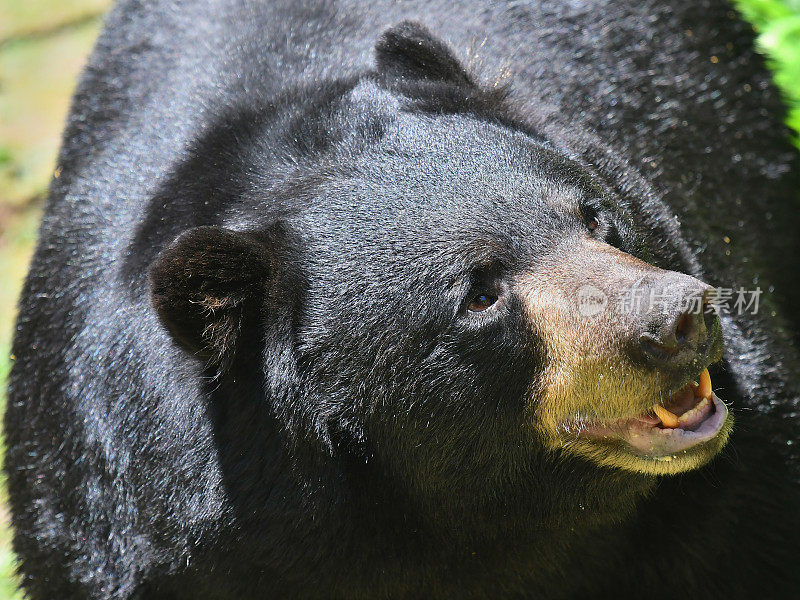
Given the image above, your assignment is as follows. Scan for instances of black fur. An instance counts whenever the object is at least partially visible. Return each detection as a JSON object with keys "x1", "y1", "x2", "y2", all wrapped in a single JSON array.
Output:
[
  {"x1": 5, "y1": 1, "x2": 800, "y2": 599},
  {"x1": 375, "y1": 21, "x2": 474, "y2": 86},
  {"x1": 149, "y1": 226, "x2": 274, "y2": 363}
]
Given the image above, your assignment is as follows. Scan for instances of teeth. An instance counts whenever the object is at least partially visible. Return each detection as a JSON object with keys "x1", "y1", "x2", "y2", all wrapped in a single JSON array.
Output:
[
  {"x1": 692, "y1": 368, "x2": 713, "y2": 400},
  {"x1": 646, "y1": 369, "x2": 714, "y2": 430},
  {"x1": 653, "y1": 404, "x2": 680, "y2": 428},
  {"x1": 678, "y1": 397, "x2": 710, "y2": 425}
]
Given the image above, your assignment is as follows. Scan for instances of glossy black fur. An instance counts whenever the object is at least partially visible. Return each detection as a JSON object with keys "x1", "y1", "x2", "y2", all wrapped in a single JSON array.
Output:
[{"x1": 5, "y1": 1, "x2": 800, "y2": 598}]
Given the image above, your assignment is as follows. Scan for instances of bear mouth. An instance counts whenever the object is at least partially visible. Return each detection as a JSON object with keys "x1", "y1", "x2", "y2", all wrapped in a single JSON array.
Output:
[{"x1": 576, "y1": 368, "x2": 729, "y2": 459}]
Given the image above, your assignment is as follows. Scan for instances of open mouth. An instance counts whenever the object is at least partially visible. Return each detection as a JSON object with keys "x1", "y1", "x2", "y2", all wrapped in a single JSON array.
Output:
[{"x1": 577, "y1": 368, "x2": 729, "y2": 459}]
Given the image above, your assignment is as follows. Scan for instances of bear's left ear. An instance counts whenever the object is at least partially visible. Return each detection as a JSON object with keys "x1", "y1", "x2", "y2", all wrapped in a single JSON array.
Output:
[
  {"x1": 375, "y1": 21, "x2": 473, "y2": 87},
  {"x1": 149, "y1": 226, "x2": 277, "y2": 367}
]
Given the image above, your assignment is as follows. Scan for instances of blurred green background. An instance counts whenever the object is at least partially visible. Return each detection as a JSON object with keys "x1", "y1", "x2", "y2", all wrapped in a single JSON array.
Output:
[{"x1": 0, "y1": 0, "x2": 798, "y2": 596}]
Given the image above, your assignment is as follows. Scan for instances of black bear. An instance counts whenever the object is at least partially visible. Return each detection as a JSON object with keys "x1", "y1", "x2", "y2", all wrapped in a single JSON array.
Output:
[{"x1": 5, "y1": 0, "x2": 800, "y2": 598}]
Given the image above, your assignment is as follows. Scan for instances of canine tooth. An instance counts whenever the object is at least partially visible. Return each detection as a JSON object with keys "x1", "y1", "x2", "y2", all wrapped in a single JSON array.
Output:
[
  {"x1": 654, "y1": 404, "x2": 680, "y2": 428},
  {"x1": 696, "y1": 368, "x2": 712, "y2": 399}
]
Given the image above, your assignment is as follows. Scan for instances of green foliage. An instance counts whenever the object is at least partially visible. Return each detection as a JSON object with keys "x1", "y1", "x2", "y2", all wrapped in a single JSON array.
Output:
[
  {"x1": 0, "y1": 148, "x2": 12, "y2": 168},
  {"x1": 735, "y1": 0, "x2": 800, "y2": 136}
]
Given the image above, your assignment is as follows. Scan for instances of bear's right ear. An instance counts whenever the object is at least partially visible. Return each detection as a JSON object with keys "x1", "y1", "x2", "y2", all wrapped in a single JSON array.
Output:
[
  {"x1": 149, "y1": 226, "x2": 274, "y2": 366},
  {"x1": 375, "y1": 21, "x2": 473, "y2": 87}
]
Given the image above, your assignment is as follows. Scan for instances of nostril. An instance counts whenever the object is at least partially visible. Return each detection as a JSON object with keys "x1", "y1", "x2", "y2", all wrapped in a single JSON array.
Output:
[
  {"x1": 639, "y1": 333, "x2": 671, "y2": 361},
  {"x1": 675, "y1": 312, "x2": 696, "y2": 345},
  {"x1": 643, "y1": 307, "x2": 701, "y2": 360},
  {"x1": 634, "y1": 285, "x2": 723, "y2": 368}
]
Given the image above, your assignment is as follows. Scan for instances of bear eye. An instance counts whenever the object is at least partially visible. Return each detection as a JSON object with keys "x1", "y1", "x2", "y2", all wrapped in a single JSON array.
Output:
[
  {"x1": 467, "y1": 293, "x2": 498, "y2": 312},
  {"x1": 587, "y1": 216, "x2": 599, "y2": 232}
]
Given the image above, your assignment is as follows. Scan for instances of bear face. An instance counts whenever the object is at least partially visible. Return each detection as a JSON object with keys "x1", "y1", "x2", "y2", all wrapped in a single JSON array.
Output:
[{"x1": 149, "y1": 23, "x2": 732, "y2": 515}]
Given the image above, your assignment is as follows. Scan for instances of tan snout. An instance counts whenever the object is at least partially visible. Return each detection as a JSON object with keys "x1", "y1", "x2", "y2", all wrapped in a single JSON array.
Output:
[{"x1": 516, "y1": 238, "x2": 722, "y2": 440}]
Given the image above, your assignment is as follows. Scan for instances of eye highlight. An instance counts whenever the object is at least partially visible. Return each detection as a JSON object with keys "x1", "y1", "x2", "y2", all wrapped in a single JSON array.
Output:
[
  {"x1": 581, "y1": 198, "x2": 606, "y2": 234},
  {"x1": 467, "y1": 293, "x2": 498, "y2": 312}
]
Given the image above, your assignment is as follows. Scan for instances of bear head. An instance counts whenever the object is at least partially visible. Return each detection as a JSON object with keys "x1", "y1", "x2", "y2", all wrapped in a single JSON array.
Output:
[{"x1": 146, "y1": 22, "x2": 732, "y2": 523}]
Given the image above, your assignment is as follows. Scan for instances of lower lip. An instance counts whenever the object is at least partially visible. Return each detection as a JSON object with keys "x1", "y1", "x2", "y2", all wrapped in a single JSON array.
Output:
[{"x1": 578, "y1": 393, "x2": 729, "y2": 457}]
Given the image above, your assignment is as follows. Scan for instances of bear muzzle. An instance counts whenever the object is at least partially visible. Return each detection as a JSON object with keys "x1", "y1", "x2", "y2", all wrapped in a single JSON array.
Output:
[{"x1": 517, "y1": 238, "x2": 732, "y2": 474}]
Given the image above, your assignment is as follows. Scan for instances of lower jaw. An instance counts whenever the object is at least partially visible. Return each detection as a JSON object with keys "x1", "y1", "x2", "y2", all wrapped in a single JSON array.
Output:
[{"x1": 562, "y1": 393, "x2": 733, "y2": 475}]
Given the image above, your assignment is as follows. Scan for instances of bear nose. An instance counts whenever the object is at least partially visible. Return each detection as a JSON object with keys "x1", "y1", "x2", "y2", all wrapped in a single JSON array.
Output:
[{"x1": 634, "y1": 285, "x2": 722, "y2": 370}]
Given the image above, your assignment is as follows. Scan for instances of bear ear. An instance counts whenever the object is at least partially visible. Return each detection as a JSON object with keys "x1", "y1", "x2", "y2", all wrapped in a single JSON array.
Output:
[
  {"x1": 149, "y1": 226, "x2": 274, "y2": 366},
  {"x1": 375, "y1": 21, "x2": 473, "y2": 87}
]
